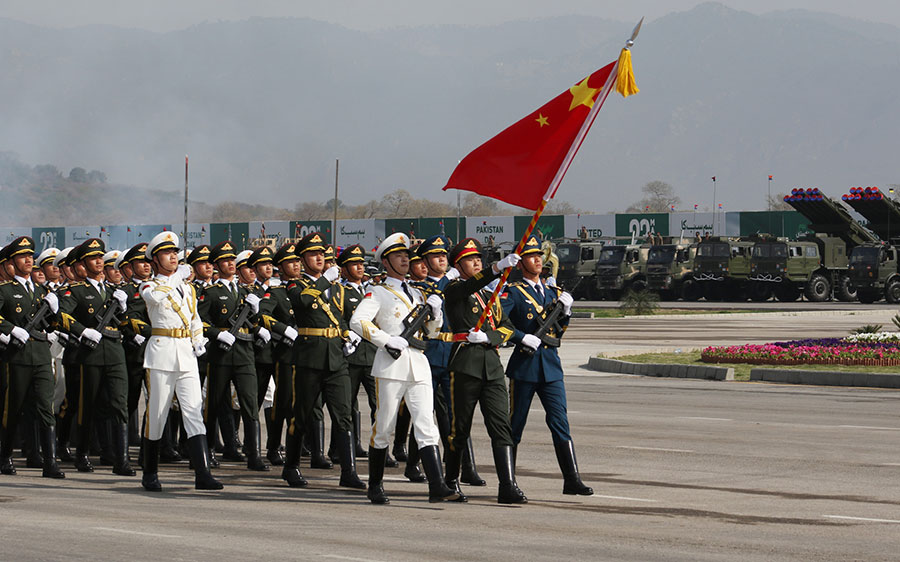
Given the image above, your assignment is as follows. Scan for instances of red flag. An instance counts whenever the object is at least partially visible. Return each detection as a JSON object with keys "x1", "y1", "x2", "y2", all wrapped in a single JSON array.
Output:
[{"x1": 443, "y1": 62, "x2": 617, "y2": 210}]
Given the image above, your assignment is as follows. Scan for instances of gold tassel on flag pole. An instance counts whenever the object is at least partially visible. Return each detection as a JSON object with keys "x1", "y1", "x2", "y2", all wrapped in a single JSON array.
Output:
[{"x1": 616, "y1": 48, "x2": 639, "y2": 98}]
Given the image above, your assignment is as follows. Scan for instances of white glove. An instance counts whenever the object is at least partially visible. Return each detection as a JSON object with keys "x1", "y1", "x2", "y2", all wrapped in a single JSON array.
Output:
[
  {"x1": 133, "y1": 334, "x2": 146, "y2": 346},
  {"x1": 323, "y1": 265, "x2": 341, "y2": 283},
  {"x1": 43, "y1": 292, "x2": 59, "y2": 314},
  {"x1": 466, "y1": 329, "x2": 489, "y2": 344},
  {"x1": 497, "y1": 253, "x2": 521, "y2": 271},
  {"x1": 217, "y1": 331, "x2": 236, "y2": 346},
  {"x1": 386, "y1": 335, "x2": 409, "y2": 351},
  {"x1": 10, "y1": 326, "x2": 30, "y2": 344},
  {"x1": 558, "y1": 291, "x2": 574, "y2": 315},
  {"x1": 445, "y1": 267, "x2": 460, "y2": 281},
  {"x1": 244, "y1": 293, "x2": 261, "y2": 314},
  {"x1": 521, "y1": 334, "x2": 541, "y2": 351},
  {"x1": 47, "y1": 331, "x2": 59, "y2": 345},
  {"x1": 113, "y1": 289, "x2": 128, "y2": 312},
  {"x1": 342, "y1": 341, "x2": 358, "y2": 356},
  {"x1": 283, "y1": 326, "x2": 298, "y2": 342},
  {"x1": 426, "y1": 294, "x2": 443, "y2": 316},
  {"x1": 256, "y1": 326, "x2": 271, "y2": 344},
  {"x1": 267, "y1": 278, "x2": 281, "y2": 287},
  {"x1": 347, "y1": 330, "x2": 361, "y2": 345},
  {"x1": 192, "y1": 341, "x2": 207, "y2": 357},
  {"x1": 81, "y1": 328, "x2": 102, "y2": 344},
  {"x1": 172, "y1": 264, "x2": 192, "y2": 284},
  {"x1": 0, "y1": 333, "x2": 9, "y2": 345}
]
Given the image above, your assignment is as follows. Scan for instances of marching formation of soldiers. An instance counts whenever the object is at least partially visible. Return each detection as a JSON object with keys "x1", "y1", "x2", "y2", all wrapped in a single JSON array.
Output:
[{"x1": 0, "y1": 228, "x2": 592, "y2": 504}]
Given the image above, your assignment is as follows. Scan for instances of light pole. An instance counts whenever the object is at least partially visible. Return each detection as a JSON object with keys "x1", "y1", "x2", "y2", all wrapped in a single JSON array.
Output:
[
  {"x1": 768, "y1": 174, "x2": 773, "y2": 234},
  {"x1": 711, "y1": 176, "x2": 717, "y2": 235}
]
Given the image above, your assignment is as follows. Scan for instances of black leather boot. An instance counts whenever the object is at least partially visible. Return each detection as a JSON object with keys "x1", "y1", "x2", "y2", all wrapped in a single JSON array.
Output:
[
  {"x1": 337, "y1": 430, "x2": 366, "y2": 489},
  {"x1": 403, "y1": 430, "x2": 425, "y2": 482},
  {"x1": 0, "y1": 429, "x2": 16, "y2": 475},
  {"x1": 280, "y1": 433, "x2": 308, "y2": 488},
  {"x1": 24, "y1": 417, "x2": 43, "y2": 468},
  {"x1": 264, "y1": 407, "x2": 284, "y2": 466},
  {"x1": 73, "y1": 448, "x2": 94, "y2": 472},
  {"x1": 129, "y1": 409, "x2": 141, "y2": 446},
  {"x1": 443, "y1": 446, "x2": 467, "y2": 502},
  {"x1": 366, "y1": 447, "x2": 389, "y2": 504},
  {"x1": 205, "y1": 432, "x2": 219, "y2": 468},
  {"x1": 188, "y1": 435, "x2": 224, "y2": 490},
  {"x1": 461, "y1": 437, "x2": 486, "y2": 486},
  {"x1": 56, "y1": 414, "x2": 74, "y2": 462},
  {"x1": 384, "y1": 448, "x2": 398, "y2": 468},
  {"x1": 420, "y1": 445, "x2": 458, "y2": 502},
  {"x1": 352, "y1": 410, "x2": 368, "y2": 458},
  {"x1": 219, "y1": 409, "x2": 244, "y2": 461},
  {"x1": 494, "y1": 445, "x2": 527, "y2": 504},
  {"x1": 245, "y1": 420, "x2": 270, "y2": 471},
  {"x1": 74, "y1": 422, "x2": 94, "y2": 472},
  {"x1": 38, "y1": 426, "x2": 65, "y2": 478},
  {"x1": 555, "y1": 440, "x2": 593, "y2": 496},
  {"x1": 98, "y1": 419, "x2": 116, "y2": 466},
  {"x1": 392, "y1": 407, "x2": 410, "y2": 462},
  {"x1": 309, "y1": 420, "x2": 333, "y2": 469},
  {"x1": 112, "y1": 423, "x2": 136, "y2": 476},
  {"x1": 141, "y1": 438, "x2": 162, "y2": 491},
  {"x1": 160, "y1": 411, "x2": 183, "y2": 462}
]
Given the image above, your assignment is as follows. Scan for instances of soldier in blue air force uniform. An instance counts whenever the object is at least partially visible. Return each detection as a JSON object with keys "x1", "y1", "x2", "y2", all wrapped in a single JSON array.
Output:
[{"x1": 500, "y1": 234, "x2": 592, "y2": 496}]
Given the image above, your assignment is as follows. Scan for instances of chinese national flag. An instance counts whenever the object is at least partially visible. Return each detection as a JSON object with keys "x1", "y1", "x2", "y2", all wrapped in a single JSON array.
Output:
[{"x1": 444, "y1": 61, "x2": 616, "y2": 211}]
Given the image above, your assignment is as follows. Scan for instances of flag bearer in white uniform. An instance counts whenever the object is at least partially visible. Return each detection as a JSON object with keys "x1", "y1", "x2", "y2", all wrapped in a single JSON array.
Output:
[
  {"x1": 139, "y1": 232, "x2": 223, "y2": 492},
  {"x1": 350, "y1": 233, "x2": 458, "y2": 505}
]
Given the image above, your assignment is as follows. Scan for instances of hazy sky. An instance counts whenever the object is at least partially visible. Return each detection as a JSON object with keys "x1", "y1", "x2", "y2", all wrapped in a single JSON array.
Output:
[{"x1": 3, "y1": 0, "x2": 900, "y2": 31}]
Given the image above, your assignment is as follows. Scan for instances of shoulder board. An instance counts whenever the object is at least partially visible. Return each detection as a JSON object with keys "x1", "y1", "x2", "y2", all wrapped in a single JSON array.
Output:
[
  {"x1": 0, "y1": 280, "x2": 10, "y2": 286},
  {"x1": 507, "y1": 281, "x2": 524, "y2": 288}
]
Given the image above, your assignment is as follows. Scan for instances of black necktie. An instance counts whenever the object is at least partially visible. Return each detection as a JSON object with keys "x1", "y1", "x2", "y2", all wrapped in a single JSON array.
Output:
[{"x1": 402, "y1": 283, "x2": 413, "y2": 302}]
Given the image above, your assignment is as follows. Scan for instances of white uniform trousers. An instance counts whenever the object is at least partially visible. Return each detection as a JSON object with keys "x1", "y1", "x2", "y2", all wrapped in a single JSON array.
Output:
[
  {"x1": 371, "y1": 378, "x2": 441, "y2": 450},
  {"x1": 144, "y1": 368, "x2": 206, "y2": 441}
]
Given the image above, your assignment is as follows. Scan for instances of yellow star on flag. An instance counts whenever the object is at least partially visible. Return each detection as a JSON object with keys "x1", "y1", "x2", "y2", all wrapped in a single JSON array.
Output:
[
  {"x1": 535, "y1": 113, "x2": 549, "y2": 127},
  {"x1": 568, "y1": 77, "x2": 601, "y2": 111}
]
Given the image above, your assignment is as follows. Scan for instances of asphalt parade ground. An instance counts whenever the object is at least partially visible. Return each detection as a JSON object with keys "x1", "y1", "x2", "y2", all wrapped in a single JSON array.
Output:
[{"x1": 2, "y1": 306, "x2": 899, "y2": 561}]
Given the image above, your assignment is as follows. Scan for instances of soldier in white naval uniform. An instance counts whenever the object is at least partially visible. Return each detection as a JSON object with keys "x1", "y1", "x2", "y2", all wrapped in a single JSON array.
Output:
[
  {"x1": 139, "y1": 232, "x2": 223, "y2": 492},
  {"x1": 350, "y1": 233, "x2": 459, "y2": 504}
]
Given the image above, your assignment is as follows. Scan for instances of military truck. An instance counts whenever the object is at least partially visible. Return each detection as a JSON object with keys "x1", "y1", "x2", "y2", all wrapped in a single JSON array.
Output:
[
  {"x1": 554, "y1": 239, "x2": 605, "y2": 300},
  {"x1": 692, "y1": 237, "x2": 754, "y2": 301},
  {"x1": 594, "y1": 243, "x2": 648, "y2": 300},
  {"x1": 747, "y1": 188, "x2": 872, "y2": 302},
  {"x1": 645, "y1": 241, "x2": 699, "y2": 301},
  {"x1": 842, "y1": 186, "x2": 900, "y2": 303}
]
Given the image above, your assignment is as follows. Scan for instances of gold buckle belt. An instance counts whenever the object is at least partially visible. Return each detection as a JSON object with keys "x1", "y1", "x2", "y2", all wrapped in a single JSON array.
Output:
[
  {"x1": 296, "y1": 327, "x2": 341, "y2": 338},
  {"x1": 431, "y1": 333, "x2": 455, "y2": 342},
  {"x1": 237, "y1": 328, "x2": 250, "y2": 334},
  {"x1": 151, "y1": 328, "x2": 191, "y2": 338}
]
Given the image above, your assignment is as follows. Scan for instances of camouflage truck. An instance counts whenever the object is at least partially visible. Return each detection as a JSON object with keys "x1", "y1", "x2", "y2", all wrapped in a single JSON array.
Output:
[
  {"x1": 750, "y1": 188, "x2": 874, "y2": 302},
  {"x1": 692, "y1": 237, "x2": 754, "y2": 301},
  {"x1": 594, "y1": 243, "x2": 648, "y2": 300},
  {"x1": 842, "y1": 186, "x2": 900, "y2": 303},
  {"x1": 645, "y1": 241, "x2": 699, "y2": 301},
  {"x1": 554, "y1": 240, "x2": 605, "y2": 300}
]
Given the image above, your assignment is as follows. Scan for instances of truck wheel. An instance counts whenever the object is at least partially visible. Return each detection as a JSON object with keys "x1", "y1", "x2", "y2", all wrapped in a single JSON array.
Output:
[
  {"x1": 680, "y1": 280, "x2": 700, "y2": 302},
  {"x1": 804, "y1": 273, "x2": 831, "y2": 302},
  {"x1": 748, "y1": 282, "x2": 772, "y2": 302},
  {"x1": 885, "y1": 279, "x2": 900, "y2": 304},
  {"x1": 835, "y1": 274, "x2": 857, "y2": 302},
  {"x1": 857, "y1": 289, "x2": 879, "y2": 304},
  {"x1": 774, "y1": 283, "x2": 800, "y2": 302}
]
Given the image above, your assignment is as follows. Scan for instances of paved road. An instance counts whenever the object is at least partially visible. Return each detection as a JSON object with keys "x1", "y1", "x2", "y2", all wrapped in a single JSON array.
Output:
[{"x1": 2, "y1": 311, "x2": 899, "y2": 561}]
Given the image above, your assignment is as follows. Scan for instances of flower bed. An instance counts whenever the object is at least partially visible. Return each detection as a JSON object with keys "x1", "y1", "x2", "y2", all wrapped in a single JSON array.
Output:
[{"x1": 701, "y1": 336, "x2": 900, "y2": 366}]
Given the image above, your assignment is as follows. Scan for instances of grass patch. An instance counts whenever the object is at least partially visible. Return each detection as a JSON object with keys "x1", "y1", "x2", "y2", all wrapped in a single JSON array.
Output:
[{"x1": 602, "y1": 351, "x2": 900, "y2": 382}]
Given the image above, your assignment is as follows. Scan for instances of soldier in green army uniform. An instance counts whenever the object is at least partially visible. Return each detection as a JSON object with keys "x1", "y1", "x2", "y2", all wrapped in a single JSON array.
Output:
[
  {"x1": 57, "y1": 238, "x2": 135, "y2": 476},
  {"x1": 51, "y1": 247, "x2": 78, "y2": 461},
  {"x1": 0, "y1": 237, "x2": 65, "y2": 478},
  {"x1": 197, "y1": 241, "x2": 269, "y2": 472},
  {"x1": 280, "y1": 232, "x2": 365, "y2": 490},
  {"x1": 249, "y1": 245, "x2": 299, "y2": 465},
  {"x1": 443, "y1": 238, "x2": 527, "y2": 504}
]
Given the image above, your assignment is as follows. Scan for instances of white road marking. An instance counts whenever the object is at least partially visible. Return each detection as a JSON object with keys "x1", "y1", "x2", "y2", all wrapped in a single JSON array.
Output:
[
  {"x1": 616, "y1": 446, "x2": 695, "y2": 453},
  {"x1": 837, "y1": 425, "x2": 900, "y2": 431},
  {"x1": 878, "y1": 463, "x2": 900, "y2": 467},
  {"x1": 93, "y1": 527, "x2": 181, "y2": 538},
  {"x1": 322, "y1": 555, "x2": 384, "y2": 562},
  {"x1": 592, "y1": 494, "x2": 657, "y2": 503},
  {"x1": 679, "y1": 416, "x2": 733, "y2": 422},
  {"x1": 823, "y1": 515, "x2": 900, "y2": 524}
]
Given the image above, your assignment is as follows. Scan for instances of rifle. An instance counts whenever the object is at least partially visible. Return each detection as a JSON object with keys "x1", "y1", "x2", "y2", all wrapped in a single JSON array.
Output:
[
  {"x1": 82, "y1": 294, "x2": 123, "y2": 350},
  {"x1": 385, "y1": 303, "x2": 433, "y2": 360},
  {"x1": 218, "y1": 301, "x2": 256, "y2": 352},
  {"x1": 522, "y1": 300, "x2": 565, "y2": 356},
  {"x1": 0, "y1": 300, "x2": 54, "y2": 353}
]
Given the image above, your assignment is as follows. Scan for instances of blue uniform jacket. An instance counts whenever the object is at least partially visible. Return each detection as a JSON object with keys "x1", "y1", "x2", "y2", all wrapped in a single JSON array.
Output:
[
  {"x1": 417, "y1": 276, "x2": 453, "y2": 368},
  {"x1": 501, "y1": 280, "x2": 570, "y2": 383}
]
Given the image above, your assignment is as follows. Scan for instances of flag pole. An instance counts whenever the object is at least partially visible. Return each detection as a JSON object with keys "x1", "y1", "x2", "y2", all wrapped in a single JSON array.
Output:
[
  {"x1": 473, "y1": 21, "x2": 641, "y2": 330},
  {"x1": 184, "y1": 155, "x2": 189, "y2": 248}
]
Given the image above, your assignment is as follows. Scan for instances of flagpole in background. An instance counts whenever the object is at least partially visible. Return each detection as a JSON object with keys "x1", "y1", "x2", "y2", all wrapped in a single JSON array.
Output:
[
  {"x1": 184, "y1": 155, "x2": 189, "y2": 248},
  {"x1": 473, "y1": 20, "x2": 643, "y2": 330},
  {"x1": 711, "y1": 176, "x2": 717, "y2": 235},
  {"x1": 333, "y1": 159, "x2": 339, "y2": 246}
]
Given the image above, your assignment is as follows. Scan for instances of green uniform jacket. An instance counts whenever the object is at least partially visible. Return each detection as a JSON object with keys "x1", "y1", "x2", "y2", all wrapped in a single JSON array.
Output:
[
  {"x1": 340, "y1": 281, "x2": 376, "y2": 367},
  {"x1": 58, "y1": 281, "x2": 126, "y2": 366},
  {"x1": 257, "y1": 281, "x2": 296, "y2": 365},
  {"x1": 0, "y1": 280, "x2": 52, "y2": 366},
  {"x1": 444, "y1": 269, "x2": 514, "y2": 381},
  {"x1": 198, "y1": 280, "x2": 257, "y2": 367},
  {"x1": 119, "y1": 280, "x2": 150, "y2": 364},
  {"x1": 287, "y1": 275, "x2": 349, "y2": 372}
]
